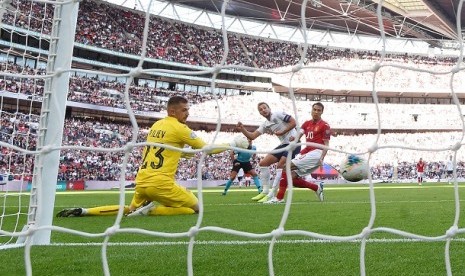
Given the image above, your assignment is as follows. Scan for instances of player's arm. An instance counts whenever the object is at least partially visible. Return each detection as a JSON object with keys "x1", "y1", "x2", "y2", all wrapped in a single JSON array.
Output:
[
  {"x1": 291, "y1": 130, "x2": 304, "y2": 142},
  {"x1": 319, "y1": 139, "x2": 329, "y2": 165},
  {"x1": 274, "y1": 115, "x2": 297, "y2": 136},
  {"x1": 319, "y1": 123, "x2": 331, "y2": 164},
  {"x1": 236, "y1": 121, "x2": 261, "y2": 140},
  {"x1": 189, "y1": 137, "x2": 232, "y2": 155},
  {"x1": 182, "y1": 128, "x2": 234, "y2": 155}
]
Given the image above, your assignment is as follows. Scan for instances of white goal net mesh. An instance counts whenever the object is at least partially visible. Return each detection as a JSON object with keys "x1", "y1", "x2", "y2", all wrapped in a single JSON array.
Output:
[{"x1": 0, "y1": 0, "x2": 464, "y2": 275}]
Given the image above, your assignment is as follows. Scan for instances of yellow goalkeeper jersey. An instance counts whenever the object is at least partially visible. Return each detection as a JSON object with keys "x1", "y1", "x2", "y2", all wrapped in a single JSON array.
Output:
[{"x1": 135, "y1": 116, "x2": 206, "y2": 185}]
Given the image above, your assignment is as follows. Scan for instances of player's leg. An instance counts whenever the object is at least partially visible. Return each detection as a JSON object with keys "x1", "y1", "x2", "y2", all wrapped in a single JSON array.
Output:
[
  {"x1": 254, "y1": 144, "x2": 295, "y2": 201},
  {"x1": 137, "y1": 179, "x2": 198, "y2": 216},
  {"x1": 126, "y1": 187, "x2": 155, "y2": 216},
  {"x1": 243, "y1": 162, "x2": 261, "y2": 193},
  {"x1": 149, "y1": 184, "x2": 198, "y2": 215},
  {"x1": 260, "y1": 146, "x2": 300, "y2": 203},
  {"x1": 85, "y1": 205, "x2": 130, "y2": 215},
  {"x1": 275, "y1": 170, "x2": 296, "y2": 201},
  {"x1": 223, "y1": 164, "x2": 239, "y2": 195},
  {"x1": 56, "y1": 205, "x2": 131, "y2": 217},
  {"x1": 259, "y1": 163, "x2": 283, "y2": 203},
  {"x1": 128, "y1": 176, "x2": 199, "y2": 217},
  {"x1": 275, "y1": 150, "x2": 324, "y2": 202},
  {"x1": 248, "y1": 168, "x2": 262, "y2": 193},
  {"x1": 275, "y1": 172, "x2": 322, "y2": 202},
  {"x1": 252, "y1": 153, "x2": 278, "y2": 201}
]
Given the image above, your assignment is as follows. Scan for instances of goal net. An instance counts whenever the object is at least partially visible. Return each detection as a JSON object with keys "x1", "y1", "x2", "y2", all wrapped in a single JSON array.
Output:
[{"x1": 0, "y1": 0, "x2": 464, "y2": 275}]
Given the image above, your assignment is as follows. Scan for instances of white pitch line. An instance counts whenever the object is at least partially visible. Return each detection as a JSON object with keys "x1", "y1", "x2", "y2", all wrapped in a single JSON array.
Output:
[
  {"x1": 3, "y1": 238, "x2": 464, "y2": 251},
  {"x1": 3, "y1": 198, "x2": 463, "y2": 209},
  {"x1": 47, "y1": 238, "x2": 465, "y2": 247},
  {"x1": 2, "y1": 185, "x2": 464, "y2": 196},
  {"x1": 47, "y1": 184, "x2": 465, "y2": 195}
]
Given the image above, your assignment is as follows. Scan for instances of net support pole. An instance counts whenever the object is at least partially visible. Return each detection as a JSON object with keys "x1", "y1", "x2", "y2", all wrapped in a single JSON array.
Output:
[{"x1": 25, "y1": 0, "x2": 79, "y2": 245}]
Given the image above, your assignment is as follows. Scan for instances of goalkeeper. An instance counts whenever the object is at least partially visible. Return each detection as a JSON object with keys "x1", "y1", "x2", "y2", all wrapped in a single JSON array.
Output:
[{"x1": 57, "y1": 96, "x2": 230, "y2": 217}]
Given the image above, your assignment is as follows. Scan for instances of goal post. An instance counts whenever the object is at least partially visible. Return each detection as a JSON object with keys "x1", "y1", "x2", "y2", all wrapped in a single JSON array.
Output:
[{"x1": 20, "y1": 0, "x2": 79, "y2": 245}]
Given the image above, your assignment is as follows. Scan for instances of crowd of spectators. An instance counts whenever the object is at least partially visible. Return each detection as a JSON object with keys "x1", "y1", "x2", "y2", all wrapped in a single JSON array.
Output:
[
  {"x1": 0, "y1": 60, "x2": 217, "y2": 113},
  {"x1": 2, "y1": 0, "x2": 465, "y2": 112},
  {"x1": 2, "y1": 109, "x2": 465, "y2": 182},
  {"x1": 2, "y1": 0, "x2": 462, "y2": 72},
  {"x1": 188, "y1": 94, "x2": 465, "y2": 130},
  {"x1": 2, "y1": 57, "x2": 465, "y2": 128},
  {"x1": 67, "y1": 75, "x2": 215, "y2": 112},
  {"x1": 275, "y1": 57, "x2": 465, "y2": 93},
  {"x1": 1, "y1": 59, "x2": 465, "y2": 132}
]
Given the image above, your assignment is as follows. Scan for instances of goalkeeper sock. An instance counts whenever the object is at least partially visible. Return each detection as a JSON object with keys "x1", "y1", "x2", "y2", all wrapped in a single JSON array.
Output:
[
  {"x1": 150, "y1": 206, "x2": 196, "y2": 216},
  {"x1": 268, "y1": 169, "x2": 282, "y2": 197},
  {"x1": 86, "y1": 205, "x2": 130, "y2": 216},
  {"x1": 259, "y1": 166, "x2": 270, "y2": 194},
  {"x1": 224, "y1": 179, "x2": 233, "y2": 191},
  {"x1": 252, "y1": 175, "x2": 261, "y2": 192}
]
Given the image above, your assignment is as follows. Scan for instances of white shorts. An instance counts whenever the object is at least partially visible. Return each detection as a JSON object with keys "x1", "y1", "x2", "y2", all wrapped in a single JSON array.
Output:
[
  {"x1": 292, "y1": 149, "x2": 322, "y2": 177},
  {"x1": 417, "y1": 172, "x2": 424, "y2": 178}
]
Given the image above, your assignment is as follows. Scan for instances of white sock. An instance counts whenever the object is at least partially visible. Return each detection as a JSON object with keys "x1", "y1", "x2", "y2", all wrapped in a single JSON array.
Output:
[
  {"x1": 260, "y1": 167, "x2": 270, "y2": 194},
  {"x1": 267, "y1": 169, "x2": 282, "y2": 197}
]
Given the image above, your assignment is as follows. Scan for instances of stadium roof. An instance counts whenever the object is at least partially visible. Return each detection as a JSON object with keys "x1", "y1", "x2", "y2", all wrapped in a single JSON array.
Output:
[{"x1": 166, "y1": 0, "x2": 461, "y2": 41}]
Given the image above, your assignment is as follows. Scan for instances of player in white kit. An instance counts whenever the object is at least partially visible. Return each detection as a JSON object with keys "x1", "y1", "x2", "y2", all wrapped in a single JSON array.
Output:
[{"x1": 236, "y1": 102, "x2": 300, "y2": 202}]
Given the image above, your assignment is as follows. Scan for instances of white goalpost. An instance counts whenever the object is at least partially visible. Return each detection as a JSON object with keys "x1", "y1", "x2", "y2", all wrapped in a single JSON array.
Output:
[
  {"x1": 0, "y1": 0, "x2": 78, "y2": 248},
  {"x1": 0, "y1": 0, "x2": 464, "y2": 275},
  {"x1": 23, "y1": 0, "x2": 79, "y2": 245}
]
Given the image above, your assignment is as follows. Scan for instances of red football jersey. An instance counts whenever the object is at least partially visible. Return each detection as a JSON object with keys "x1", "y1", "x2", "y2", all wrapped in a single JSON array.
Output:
[
  {"x1": 417, "y1": 161, "x2": 425, "y2": 172},
  {"x1": 300, "y1": 119, "x2": 331, "y2": 154}
]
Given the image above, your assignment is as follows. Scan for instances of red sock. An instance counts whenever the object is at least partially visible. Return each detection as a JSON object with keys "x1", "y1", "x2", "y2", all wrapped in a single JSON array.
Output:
[
  {"x1": 276, "y1": 172, "x2": 289, "y2": 200},
  {"x1": 293, "y1": 178, "x2": 318, "y2": 191}
]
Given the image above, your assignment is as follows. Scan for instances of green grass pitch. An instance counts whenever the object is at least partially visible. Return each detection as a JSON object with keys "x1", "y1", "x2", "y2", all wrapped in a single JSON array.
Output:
[{"x1": 1, "y1": 183, "x2": 464, "y2": 275}]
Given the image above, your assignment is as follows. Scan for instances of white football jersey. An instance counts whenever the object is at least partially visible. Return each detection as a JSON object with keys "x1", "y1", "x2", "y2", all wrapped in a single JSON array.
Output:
[{"x1": 257, "y1": 111, "x2": 297, "y2": 144}]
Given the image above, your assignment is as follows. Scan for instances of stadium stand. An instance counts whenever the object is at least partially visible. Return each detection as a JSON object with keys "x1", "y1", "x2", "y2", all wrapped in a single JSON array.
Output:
[
  {"x1": 1, "y1": 0, "x2": 465, "y2": 184},
  {"x1": 2, "y1": 0, "x2": 460, "y2": 69}
]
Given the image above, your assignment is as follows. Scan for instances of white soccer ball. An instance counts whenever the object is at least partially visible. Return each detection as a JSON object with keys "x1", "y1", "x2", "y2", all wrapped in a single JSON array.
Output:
[
  {"x1": 232, "y1": 135, "x2": 250, "y2": 149},
  {"x1": 340, "y1": 154, "x2": 368, "y2": 182}
]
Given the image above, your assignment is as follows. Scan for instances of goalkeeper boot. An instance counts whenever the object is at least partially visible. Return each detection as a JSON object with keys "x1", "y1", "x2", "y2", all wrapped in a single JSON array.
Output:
[
  {"x1": 126, "y1": 201, "x2": 155, "y2": 217},
  {"x1": 56, "y1": 208, "x2": 83, "y2": 217},
  {"x1": 316, "y1": 182, "x2": 324, "y2": 202},
  {"x1": 251, "y1": 193, "x2": 266, "y2": 201}
]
